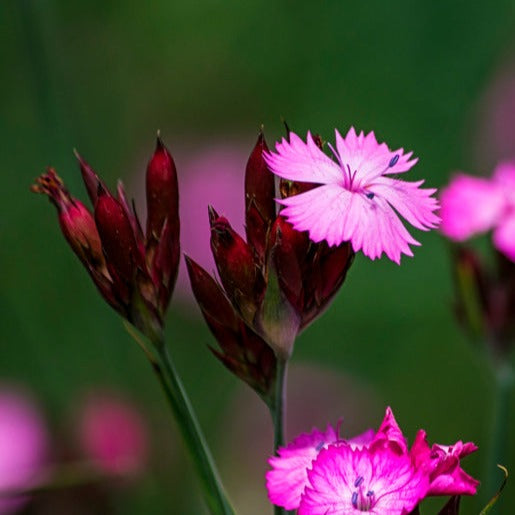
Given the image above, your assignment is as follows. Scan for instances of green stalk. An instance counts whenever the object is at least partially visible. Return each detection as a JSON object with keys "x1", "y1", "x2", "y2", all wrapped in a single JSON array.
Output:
[
  {"x1": 154, "y1": 340, "x2": 235, "y2": 515},
  {"x1": 269, "y1": 357, "x2": 288, "y2": 515},
  {"x1": 125, "y1": 323, "x2": 233, "y2": 515},
  {"x1": 483, "y1": 359, "x2": 513, "y2": 511}
]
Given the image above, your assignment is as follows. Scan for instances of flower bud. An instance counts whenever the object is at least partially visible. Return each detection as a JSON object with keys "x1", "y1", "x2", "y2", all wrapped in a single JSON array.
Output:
[
  {"x1": 245, "y1": 132, "x2": 276, "y2": 262},
  {"x1": 146, "y1": 136, "x2": 179, "y2": 243},
  {"x1": 186, "y1": 255, "x2": 276, "y2": 402},
  {"x1": 31, "y1": 169, "x2": 106, "y2": 274},
  {"x1": 209, "y1": 206, "x2": 265, "y2": 323},
  {"x1": 95, "y1": 186, "x2": 138, "y2": 287}
]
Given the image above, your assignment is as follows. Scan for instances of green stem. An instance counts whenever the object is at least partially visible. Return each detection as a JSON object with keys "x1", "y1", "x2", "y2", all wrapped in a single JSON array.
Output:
[
  {"x1": 483, "y1": 360, "x2": 513, "y2": 510},
  {"x1": 153, "y1": 339, "x2": 234, "y2": 515},
  {"x1": 270, "y1": 357, "x2": 288, "y2": 515}
]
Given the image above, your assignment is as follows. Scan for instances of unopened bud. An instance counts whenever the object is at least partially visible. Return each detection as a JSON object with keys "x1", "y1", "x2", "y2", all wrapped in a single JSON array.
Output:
[
  {"x1": 95, "y1": 186, "x2": 138, "y2": 285},
  {"x1": 146, "y1": 136, "x2": 179, "y2": 242},
  {"x1": 209, "y1": 207, "x2": 264, "y2": 323},
  {"x1": 245, "y1": 131, "x2": 276, "y2": 261},
  {"x1": 32, "y1": 168, "x2": 105, "y2": 272}
]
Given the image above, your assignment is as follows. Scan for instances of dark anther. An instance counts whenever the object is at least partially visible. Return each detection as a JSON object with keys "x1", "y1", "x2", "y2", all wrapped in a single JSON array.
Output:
[
  {"x1": 354, "y1": 476, "x2": 364, "y2": 487},
  {"x1": 389, "y1": 155, "x2": 399, "y2": 167}
]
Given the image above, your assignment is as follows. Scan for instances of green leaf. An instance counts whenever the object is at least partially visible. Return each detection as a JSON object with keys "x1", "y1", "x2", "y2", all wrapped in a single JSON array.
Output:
[{"x1": 479, "y1": 465, "x2": 508, "y2": 514}]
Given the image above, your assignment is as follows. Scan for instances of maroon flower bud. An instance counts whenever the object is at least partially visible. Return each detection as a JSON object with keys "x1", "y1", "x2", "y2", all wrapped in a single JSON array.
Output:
[
  {"x1": 146, "y1": 136, "x2": 179, "y2": 244},
  {"x1": 185, "y1": 256, "x2": 276, "y2": 403},
  {"x1": 269, "y1": 215, "x2": 308, "y2": 314},
  {"x1": 95, "y1": 186, "x2": 139, "y2": 286},
  {"x1": 31, "y1": 169, "x2": 124, "y2": 315},
  {"x1": 209, "y1": 206, "x2": 265, "y2": 323},
  {"x1": 32, "y1": 168, "x2": 104, "y2": 271},
  {"x1": 245, "y1": 131, "x2": 276, "y2": 262},
  {"x1": 301, "y1": 241, "x2": 354, "y2": 329},
  {"x1": 34, "y1": 136, "x2": 181, "y2": 341}
]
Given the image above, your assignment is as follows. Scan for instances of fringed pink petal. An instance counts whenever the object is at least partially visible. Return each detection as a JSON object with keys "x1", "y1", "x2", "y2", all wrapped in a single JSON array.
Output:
[
  {"x1": 264, "y1": 132, "x2": 342, "y2": 185},
  {"x1": 370, "y1": 177, "x2": 440, "y2": 231},
  {"x1": 266, "y1": 424, "x2": 338, "y2": 510}
]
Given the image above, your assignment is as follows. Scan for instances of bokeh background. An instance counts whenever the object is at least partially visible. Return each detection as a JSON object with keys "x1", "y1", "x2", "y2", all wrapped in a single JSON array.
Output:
[{"x1": 2, "y1": 1, "x2": 515, "y2": 513}]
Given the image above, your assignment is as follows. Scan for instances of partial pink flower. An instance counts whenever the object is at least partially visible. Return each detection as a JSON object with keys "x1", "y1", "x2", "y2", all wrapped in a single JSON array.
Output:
[
  {"x1": 266, "y1": 425, "x2": 339, "y2": 510},
  {"x1": 265, "y1": 128, "x2": 440, "y2": 264},
  {"x1": 410, "y1": 430, "x2": 479, "y2": 496},
  {"x1": 370, "y1": 406, "x2": 407, "y2": 455},
  {"x1": 266, "y1": 407, "x2": 478, "y2": 512},
  {"x1": 298, "y1": 445, "x2": 428, "y2": 515},
  {"x1": 78, "y1": 393, "x2": 148, "y2": 476},
  {"x1": 0, "y1": 388, "x2": 48, "y2": 514},
  {"x1": 440, "y1": 162, "x2": 515, "y2": 262}
]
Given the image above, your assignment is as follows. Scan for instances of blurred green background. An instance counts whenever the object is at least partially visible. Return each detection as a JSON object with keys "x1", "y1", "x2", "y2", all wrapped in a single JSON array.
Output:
[{"x1": 1, "y1": 0, "x2": 515, "y2": 513}]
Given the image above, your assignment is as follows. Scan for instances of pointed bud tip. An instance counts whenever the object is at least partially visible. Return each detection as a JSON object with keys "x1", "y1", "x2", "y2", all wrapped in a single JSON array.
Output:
[
  {"x1": 155, "y1": 132, "x2": 165, "y2": 151},
  {"x1": 97, "y1": 181, "x2": 107, "y2": 197},
  {"x1": 208, "y1": 205, "x2": 219, "y2": 225}
]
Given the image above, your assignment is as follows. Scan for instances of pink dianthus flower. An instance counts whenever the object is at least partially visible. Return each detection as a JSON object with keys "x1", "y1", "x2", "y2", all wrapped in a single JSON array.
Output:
[
  {"x1": 265, "y1": 128, "x2": 440, "y2": 264},
  {"x1": 266, "y1": 407, "x2": 478, "y2": 513},
  {"x1": 440, "y1": 162, "x2": 515, "y2": 262}
]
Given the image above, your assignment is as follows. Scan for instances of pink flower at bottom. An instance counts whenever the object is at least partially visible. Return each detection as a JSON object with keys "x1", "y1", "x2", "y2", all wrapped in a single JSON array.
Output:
[
  {"x1": 440, "y1": 162, "x2": 515, "y2": 262},
  {"x1": 264, "y1": 128, "x2": 440, "y2": 264},
  {"x1": 266, "y1": 407, "x2": 479, "y2": 513},
  {"x1": 299, "y1": 445, "x2": 428, "y2": 515}
]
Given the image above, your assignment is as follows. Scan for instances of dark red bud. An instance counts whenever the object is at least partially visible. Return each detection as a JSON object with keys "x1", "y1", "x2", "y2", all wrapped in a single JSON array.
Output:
[
  {"x1": 186, "y1": 256, "x2": 276, "y2": 402},
  {"x1": 95, "y1": 187, "x2": 138, "y2": 284},
  {"x1": 117, "y1": 180, "x2": 144, "y2": 246},
  {"x1": 74, "y1": 150, "x2": 106, "y2": 206},
  {"x1": 209, "y1": 210, "x2": 264, "y2": 321},
  {"x1": 185, "y1": 255, "x2": 240, "y2": 331},
  {"x1": 268, "y1": 216, "x2": 307, "y2": 312},
  {"x1": 146, "y1": 136, "x2": 179, "y2": 243},
  {"x1": 152, "y1": 218, "x2": 180, "y2": 313},
  {"x1": 245, "y1": 132, "x2": 276, "y2": 261},
  {"x1": 32, "y1": 168, "x2": 106, "y2": 272},
  {"x1": 303, "y1": 242, "x2": 354, "y2": 327}
]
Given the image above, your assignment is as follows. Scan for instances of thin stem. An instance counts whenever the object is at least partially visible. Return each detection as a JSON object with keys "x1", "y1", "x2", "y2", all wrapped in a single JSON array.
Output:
[
  {"x1": 156, "y1": 340, "x2": 234, "y2": 515},
  {"x1": 483, "y1": 359, "x2": 513, "y2": 510},
  {"x1": 269, "y1": 357, "x2": 288, "y2": 515},
  {"x1": 272, "y1": 358, "x2": 288, "y2": 451}
]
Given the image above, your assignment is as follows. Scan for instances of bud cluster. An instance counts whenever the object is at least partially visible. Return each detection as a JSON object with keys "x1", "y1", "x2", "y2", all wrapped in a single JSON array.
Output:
[
  {"x1": 187, "y1": 131, "x2": 354, "y2": 402},
  {"x1": 32, "y1": 138, "x2": 179, "y2": 341}
]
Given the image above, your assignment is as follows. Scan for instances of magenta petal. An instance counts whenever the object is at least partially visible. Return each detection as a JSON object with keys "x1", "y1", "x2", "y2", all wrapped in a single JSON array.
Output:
[
  {"x1": 346, "y1": 428, "x2": 376, "y2": 449},
  {"x1": 371, "y1": 406, "x2": 408, "y2": 455},
  {"x1": 411, "y1": 434, "x2": 480, "y2": 497},
  {"x1": 299, "y1": 445, "x2": 428, "y2": 515},
  {"x1": 264, "y1": 132, "x2": 342, "y2": 185},
  {"x1": 440, "y1": 173, "x2": 505, "y2": 240},
  {"x1": 266, "y1": 425, "x2": 339, "y2": 510}
]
